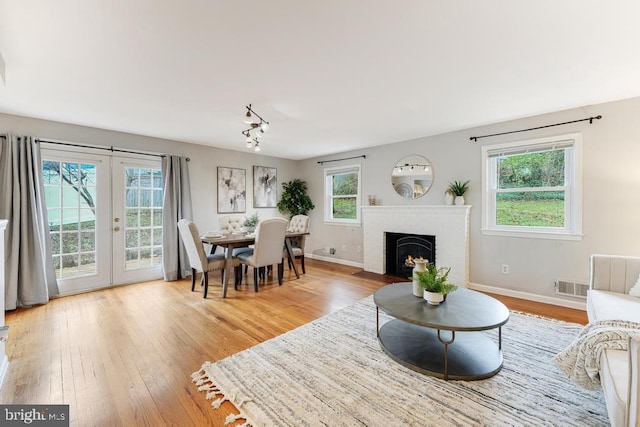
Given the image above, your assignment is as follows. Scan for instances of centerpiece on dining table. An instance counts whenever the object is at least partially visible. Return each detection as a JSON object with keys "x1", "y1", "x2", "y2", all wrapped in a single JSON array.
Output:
[{"x1": 243, "y1": 213, "x2": 260, "y2": 233}]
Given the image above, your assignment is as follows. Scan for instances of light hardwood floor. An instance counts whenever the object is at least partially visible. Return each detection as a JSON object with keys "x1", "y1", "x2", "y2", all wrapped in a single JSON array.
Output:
[{"x1": 0, "y1": 259, "x2": 587, "y2": 426}]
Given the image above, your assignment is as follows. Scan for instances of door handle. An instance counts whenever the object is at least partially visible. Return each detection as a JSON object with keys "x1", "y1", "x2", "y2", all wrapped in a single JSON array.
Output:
[{"x1": 114, "y1": 226, "x2": 120, "y2": 232}]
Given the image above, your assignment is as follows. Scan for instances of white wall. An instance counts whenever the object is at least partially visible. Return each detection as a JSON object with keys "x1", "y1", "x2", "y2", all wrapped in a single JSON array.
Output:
[
  {"x1": 0, "y1": 113, "x2": 300, "y2": 233},
  {"x1": 300, "y1": 96, "x2": 640, "y2": 304},
  {"x1": 4, "y1": 95, "x2": 640, "y2": 305}
]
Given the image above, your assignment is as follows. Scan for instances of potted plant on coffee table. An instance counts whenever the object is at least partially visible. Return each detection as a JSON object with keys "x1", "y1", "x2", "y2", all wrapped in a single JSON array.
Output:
[{"x1": 414, "y1": 262, "x2": 457, "y2": 305}]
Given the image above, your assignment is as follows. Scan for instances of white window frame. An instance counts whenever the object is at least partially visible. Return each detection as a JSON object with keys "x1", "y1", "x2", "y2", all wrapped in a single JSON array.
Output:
[
  {"x1": 324, "y1": 164, "x2": 362, "y2": 226},
  {"x1": 481, "y1": 133, "x2": 583, "y2": 241}
]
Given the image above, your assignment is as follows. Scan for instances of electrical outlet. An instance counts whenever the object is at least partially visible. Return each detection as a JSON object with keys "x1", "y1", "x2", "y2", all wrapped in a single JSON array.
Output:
[
  {"x1": 356, "y1": 245, "x2": 362, "y2": 253},
  {"x1": 501, "y1": 264, "x2": 509, "y2": 274},
  {"x1": 342, "y1": 244, "x2": 346, "y2": 252}
]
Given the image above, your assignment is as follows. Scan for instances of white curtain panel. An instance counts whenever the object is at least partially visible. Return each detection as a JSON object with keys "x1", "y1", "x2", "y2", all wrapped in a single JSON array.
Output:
[
  {"x1": 162, "y1": 155, "x2": 193, "y2": 281},
  {"x1": 0, "y1": 134, "x2": 58, "y2": 309}
]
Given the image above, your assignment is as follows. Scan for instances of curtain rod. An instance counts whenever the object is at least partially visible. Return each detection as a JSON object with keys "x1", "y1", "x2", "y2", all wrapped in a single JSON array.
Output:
[
  {"x1": 35, "y1": 138, "x2": 191, "y2": 160},
  {"x1": 317, "y1": 155, "x2": 366, "y2": 165},
  {"x1": 469, "y1": 115, "x2": 602, "y2": 142}
]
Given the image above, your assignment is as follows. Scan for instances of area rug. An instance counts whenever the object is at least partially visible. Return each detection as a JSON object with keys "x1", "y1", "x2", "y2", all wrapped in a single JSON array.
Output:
[{"x1": 192, "y1": 296, "x2": 608, "y2": 426}]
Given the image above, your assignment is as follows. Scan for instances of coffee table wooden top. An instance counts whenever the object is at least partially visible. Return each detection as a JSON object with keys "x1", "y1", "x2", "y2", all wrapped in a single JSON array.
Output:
[{"x1": 374, "y1": 282, "x2": 509, "y2": 332}]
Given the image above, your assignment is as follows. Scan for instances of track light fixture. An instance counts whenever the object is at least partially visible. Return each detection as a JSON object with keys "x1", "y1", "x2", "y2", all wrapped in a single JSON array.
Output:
[
  {"x1": 242, "y1": 104, "x2": 270, "y2": 152},
  {"x1": 393, "y1": 163, "x2": 430, "y2": 176}
]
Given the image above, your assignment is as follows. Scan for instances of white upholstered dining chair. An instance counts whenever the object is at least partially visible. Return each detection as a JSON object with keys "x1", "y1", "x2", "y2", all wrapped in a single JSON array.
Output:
[
  {"x1": 218, "y1": 214, "x2": 253, "y2": 269},
  {"x1": 287, "y1": 214, "x2": 310, "y2": 274},
  {"x1": 218, "y1": 215, "x2": 245, "y2": 234},
  {"x1": 177, "y1": 219, "x2": 240, "y2": 298},
  {"x1": 236, "y1": 218, "x2": 288, "y2": 292}
]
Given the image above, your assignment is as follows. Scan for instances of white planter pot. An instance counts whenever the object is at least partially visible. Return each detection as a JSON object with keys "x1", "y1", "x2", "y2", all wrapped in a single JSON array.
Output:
[
  {"x1": 454, "y1": 196, "x2": 465, "y2": 205},
  {"x1": 423, "y1": 290, "x2": 444, "y2": 305}
]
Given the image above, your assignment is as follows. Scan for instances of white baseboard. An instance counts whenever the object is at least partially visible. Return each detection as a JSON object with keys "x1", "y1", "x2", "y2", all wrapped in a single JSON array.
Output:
[
  {"x1": 468, "y1": 282, "x2": 587, "y2": 311},
  {"x1": 306, "y1": 253, "x2": 364, "y2": 269},
  {"x1": 0, "y1": 353, "x2": 8, "y2": 389},
  {"x1": 303, "y1": 260, "x2": 585, "y2": 311}
]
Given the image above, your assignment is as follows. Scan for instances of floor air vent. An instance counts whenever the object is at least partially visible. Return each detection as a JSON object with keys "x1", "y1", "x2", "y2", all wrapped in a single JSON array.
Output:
[{"x1": 555, "y1": 280, "x2": 589, "y2": 298}]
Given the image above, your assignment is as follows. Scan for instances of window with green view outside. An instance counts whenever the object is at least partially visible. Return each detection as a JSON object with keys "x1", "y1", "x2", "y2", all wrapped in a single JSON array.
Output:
[
  {"x1": 482, "y1": 133, "x2": 582, "y2": 239},
  {"x1": 496, "y1": 149, "x2": 566, "y2": 227},
  {"x1": 325, "y1": 165, "x2": 361, "y2": 223}
]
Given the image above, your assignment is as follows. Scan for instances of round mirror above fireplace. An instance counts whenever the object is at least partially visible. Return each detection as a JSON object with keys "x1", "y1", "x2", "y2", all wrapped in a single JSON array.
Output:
[{"x1": 391, "y1": 155, "x2": 433, "y2": 199}]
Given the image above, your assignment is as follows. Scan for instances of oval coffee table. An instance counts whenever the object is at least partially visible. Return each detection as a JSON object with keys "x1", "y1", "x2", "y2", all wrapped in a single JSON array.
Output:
[{"x1": 374, "y1": 282, "x2": 510, "y2": 380}]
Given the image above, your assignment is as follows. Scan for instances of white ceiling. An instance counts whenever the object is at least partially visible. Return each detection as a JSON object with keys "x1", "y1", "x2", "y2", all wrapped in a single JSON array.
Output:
[{"x1": 1, "y1": 1, "x2": 640, "y2": 160}]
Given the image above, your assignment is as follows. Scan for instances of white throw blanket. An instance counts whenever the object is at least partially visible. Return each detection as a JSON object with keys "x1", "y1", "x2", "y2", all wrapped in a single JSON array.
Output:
[{"x1": 552, "y1": 319, "x2": 640, "y2": 390}]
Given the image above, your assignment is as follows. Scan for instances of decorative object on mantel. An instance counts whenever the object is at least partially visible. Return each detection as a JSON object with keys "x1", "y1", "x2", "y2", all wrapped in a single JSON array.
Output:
[
  {"x1": 413, "y1": 261, "x2": 457, "y2": 305},
  {"x1": 367, "y1": 195, "x2": 376, "y2": 206},
  {"x1": 242, "y1": 104, "x2": 270, "y2": 152},
  {"x1": 448, "y1": 180, "x2": 470, "y2": 205},
  {"x1": 444, "y1": 189, "x2": 454, "y2": 205},
  {"x1": 406, "y1": 256, "x2": 428, "y2": 297}
]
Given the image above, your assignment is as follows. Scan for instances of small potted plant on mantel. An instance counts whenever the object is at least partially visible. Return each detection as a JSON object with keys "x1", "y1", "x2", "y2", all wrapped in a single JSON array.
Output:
[
  {"x1": 414, "y1": 262, "x2": 457, "y2": 305},
  {"x1": 448, "y1": 180, "x2": 470, "y2": 205},
  {"x1": 243, "y1": 212, "x2": 260, "y2": 233}
]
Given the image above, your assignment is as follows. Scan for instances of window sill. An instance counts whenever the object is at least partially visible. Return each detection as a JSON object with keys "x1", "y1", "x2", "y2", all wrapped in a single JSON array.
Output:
[
  {"x1": 481, "y1": 228, "x2": 583, "y2": 241},
  {"x1": 324, "y1": 220, "x2": 362, "y2": 227}
]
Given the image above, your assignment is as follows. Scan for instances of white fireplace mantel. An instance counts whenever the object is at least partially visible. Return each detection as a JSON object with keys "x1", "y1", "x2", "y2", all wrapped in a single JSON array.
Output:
[{"x1": 362, "y1": 205, "x2": 471, "y2": 287}]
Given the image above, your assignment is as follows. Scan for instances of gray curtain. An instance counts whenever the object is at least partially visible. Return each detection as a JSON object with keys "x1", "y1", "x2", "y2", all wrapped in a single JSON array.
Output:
[
  {"x1": 0, "y1": 134, "x2": 58, "y2": 310},
  {"x1": 162, "y1": 155, "x2": 193, "y2": 281}
]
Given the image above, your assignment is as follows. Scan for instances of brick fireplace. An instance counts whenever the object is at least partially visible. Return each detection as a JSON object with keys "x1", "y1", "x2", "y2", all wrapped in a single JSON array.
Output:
[{"x1": 361, "y1": 205, "x2": 471, "y2": 287}]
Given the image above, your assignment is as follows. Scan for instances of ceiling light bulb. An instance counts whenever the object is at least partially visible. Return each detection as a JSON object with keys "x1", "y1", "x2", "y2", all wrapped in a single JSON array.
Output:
[
  {"x1": 246, "y1": 139, "x2": 252, "y2": 149},
  {"x1": 256, "y1": 129, "x2": 264, "y2": 138},
  {"x1": 260, "y1": 121, "x2": 269, "y2": 132},
  {"x1": 244, "y1": 110, "x2": 254, "y2": 124},
  {"x1": 254, "y1": 141, "x2": 261, "y2": 152}
]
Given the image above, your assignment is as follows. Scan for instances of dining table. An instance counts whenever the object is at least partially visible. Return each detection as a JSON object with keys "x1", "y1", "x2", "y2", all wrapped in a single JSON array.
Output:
[{"x1": 201, "y1": 231, "x2": 309, "y2": 297}]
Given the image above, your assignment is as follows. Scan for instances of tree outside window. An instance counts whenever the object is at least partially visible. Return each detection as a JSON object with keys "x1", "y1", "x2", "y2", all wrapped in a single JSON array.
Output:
[{"x1": 325, "y1": 165, "x2": 361, "y2": 224}]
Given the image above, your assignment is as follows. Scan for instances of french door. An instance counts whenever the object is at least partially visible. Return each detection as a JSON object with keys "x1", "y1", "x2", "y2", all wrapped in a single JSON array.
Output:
[{"x1": 42, "y1": 147, "x2": 163, "y2": 294}]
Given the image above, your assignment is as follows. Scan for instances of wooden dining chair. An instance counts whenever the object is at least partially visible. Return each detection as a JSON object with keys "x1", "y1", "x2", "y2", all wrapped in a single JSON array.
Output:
[
  {"x1": 177, "y1": 219, "x2": 240, "y2": 298},
  {"x1": 287, "y1": 214, "x2": 310, "y2": 274},
  {"x1": 236, "y1": 218, "x2": 288, "y2": 292}
]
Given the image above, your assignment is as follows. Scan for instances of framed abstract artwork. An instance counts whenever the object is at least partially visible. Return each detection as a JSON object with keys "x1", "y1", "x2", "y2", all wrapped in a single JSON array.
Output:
[
  {"x1": 253, "y1": 166, "x2": 277, "y2": 208},
  {"x1": 217, "y1": 167, "x2": 246, "y2": 213}
]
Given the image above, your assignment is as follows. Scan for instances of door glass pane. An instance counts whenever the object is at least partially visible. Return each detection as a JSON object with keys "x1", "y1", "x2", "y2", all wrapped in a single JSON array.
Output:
[
  {"x1": 123, "y1": 167, "x2": 163, "y2": 270},
  {"x1": 43, "y1": 160, "x2": 98, "y2": 279}
]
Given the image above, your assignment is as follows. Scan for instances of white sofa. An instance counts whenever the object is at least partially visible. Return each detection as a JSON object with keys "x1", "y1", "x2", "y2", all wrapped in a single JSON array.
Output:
[{"x1": 587, "y1": 254, "x2": 640, "y2": 427}]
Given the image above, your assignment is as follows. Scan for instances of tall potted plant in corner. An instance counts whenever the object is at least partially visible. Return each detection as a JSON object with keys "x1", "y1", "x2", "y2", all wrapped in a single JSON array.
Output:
[
  {"x1": 448, "y1": 180, "x2": 470, "y2": 205},
  {"x1": 277, "y1": 179, "x2": 315, "y2": 218}
]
